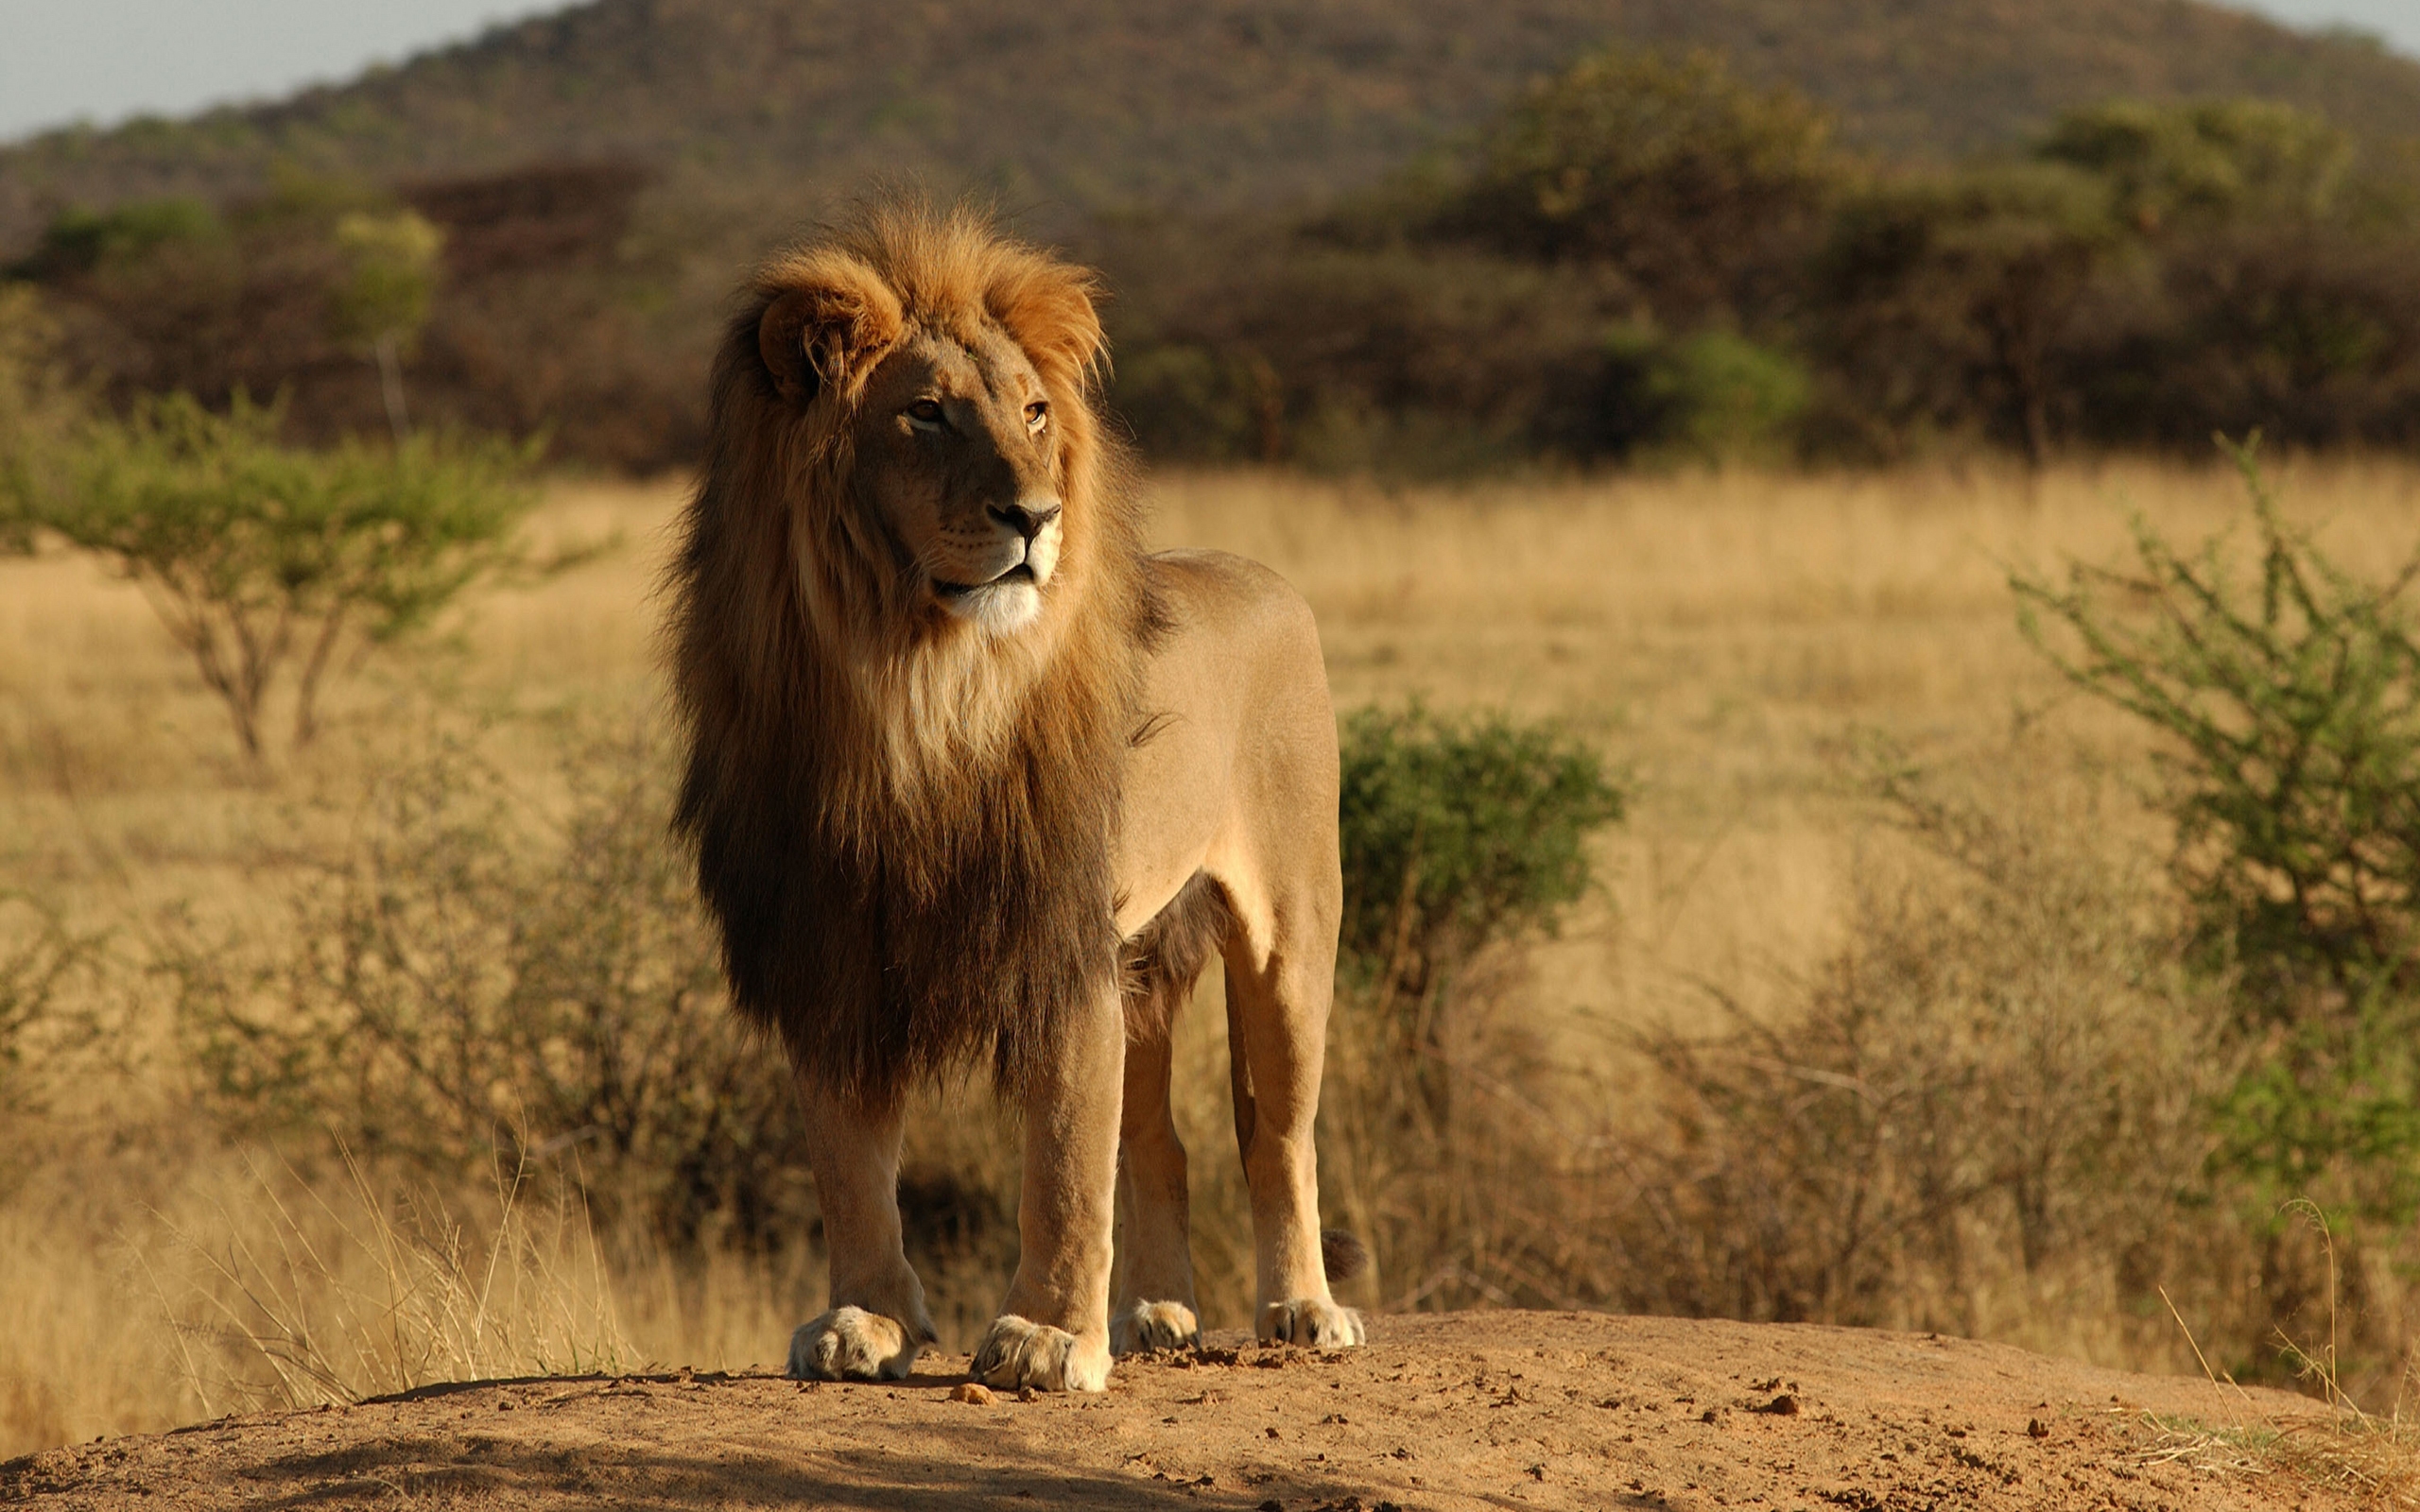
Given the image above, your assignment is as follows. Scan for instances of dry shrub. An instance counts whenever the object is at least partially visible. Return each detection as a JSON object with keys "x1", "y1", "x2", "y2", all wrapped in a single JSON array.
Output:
[
  {"x1": 1309, "y1": 704, "x2": 1627, "y2": 1312},
  {"x1": 1318, "y1": 942, "x2": 1600, "y2": 1312},
  {"x1": 163, "y1": 729, "x2": 812, "y2": 1252},
  {"x1": 1601, "y1": 747, "x2": 2229, "y2": 1352}
]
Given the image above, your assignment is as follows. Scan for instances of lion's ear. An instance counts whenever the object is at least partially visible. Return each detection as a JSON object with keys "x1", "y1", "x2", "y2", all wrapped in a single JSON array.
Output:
[
  {"x1": 755, "y1": 255, "x2": 904, "y2": 405},
  {"x1": 988, "y1": 259, "x2": 1107, "y2": 388}
]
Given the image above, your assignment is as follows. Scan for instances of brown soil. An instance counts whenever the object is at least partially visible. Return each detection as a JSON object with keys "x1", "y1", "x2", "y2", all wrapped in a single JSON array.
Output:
[{"x1": 0, "y1": 1312, "x2": 2358, "y2": 1511}]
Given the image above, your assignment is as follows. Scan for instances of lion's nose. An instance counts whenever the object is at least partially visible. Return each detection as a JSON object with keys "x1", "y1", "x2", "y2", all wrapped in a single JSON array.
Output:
[{"x1": 990, "y1": 498, "x2": 1062, "y2": 541}]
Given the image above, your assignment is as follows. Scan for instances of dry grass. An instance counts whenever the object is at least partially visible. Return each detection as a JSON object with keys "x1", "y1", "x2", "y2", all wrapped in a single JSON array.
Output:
[{"x1": 10, "y1": 455, "x2": 2420, "y2": 1459}]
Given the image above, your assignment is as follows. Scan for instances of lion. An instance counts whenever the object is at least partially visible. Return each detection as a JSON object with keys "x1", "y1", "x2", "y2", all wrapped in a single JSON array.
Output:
[{"x1": 667, "y1": 201, "x2": 1363, "y2": 1393}]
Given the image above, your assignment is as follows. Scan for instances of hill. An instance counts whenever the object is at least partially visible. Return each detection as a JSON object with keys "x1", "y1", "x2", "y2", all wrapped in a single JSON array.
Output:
[
  {"x1": 3, "y1": 0, "x2": 2419, "y2": 254},
  {"x1": 0, "y1": 1312, "x2": 2362, "y2": 1510}
]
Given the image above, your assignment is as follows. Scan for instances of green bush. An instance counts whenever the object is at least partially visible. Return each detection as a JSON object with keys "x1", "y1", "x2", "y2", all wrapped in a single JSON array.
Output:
[
  {"x1": 1, "y1": 392, "x2": 535, "y2": 759},
  {"x1": 1338, "y1": 704, "x2": 1625, "y2": 993},
  {"x1": 10, "y1": 198, "x2": 230, "y2": 281},
  {"x1": 1315, "y1": 704, "x2": 1624, "y2": 1308}
]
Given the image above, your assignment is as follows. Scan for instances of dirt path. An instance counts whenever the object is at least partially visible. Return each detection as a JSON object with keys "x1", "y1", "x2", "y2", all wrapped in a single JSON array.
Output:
[{"x1": 2, "y1": 1312, "x2": 2351, "y2": 1510}]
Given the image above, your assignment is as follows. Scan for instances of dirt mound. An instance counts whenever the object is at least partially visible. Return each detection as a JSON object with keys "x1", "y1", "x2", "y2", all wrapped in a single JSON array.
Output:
[{"x1": 1, "y1": 1312, "x2": 2350, "y2": 1510}]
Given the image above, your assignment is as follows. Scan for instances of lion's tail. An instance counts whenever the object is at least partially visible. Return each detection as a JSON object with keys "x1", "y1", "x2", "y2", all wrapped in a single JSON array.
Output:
[{"x1": 1321, "y1": 1228, "x2": 1369, "y2": 1284}]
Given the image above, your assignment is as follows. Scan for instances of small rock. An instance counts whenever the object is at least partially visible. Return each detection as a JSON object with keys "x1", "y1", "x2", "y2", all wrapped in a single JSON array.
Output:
[
  {"x1": 1017, "y1": 1385, "x2": 1040, "y2": 1402},
  {"x1": 949, "y1": 1383, "x2": 995, "y2": 1405},
  {"x1": 2028, "y1": 1418, "x2": 2050, "y2": 1439},
  {"x1": 1755, "y1": 1394, "x2": 1802, "y2": 1417}
]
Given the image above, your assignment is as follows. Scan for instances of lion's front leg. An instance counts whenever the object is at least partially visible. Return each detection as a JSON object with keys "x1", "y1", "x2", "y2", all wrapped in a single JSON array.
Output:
[
  {"x1": 973, "y1": 984, "x2": 1123, "y2": 1393},
  {"x1": 787, "y1": 1076, "x2": 936, "y2": 1382}
]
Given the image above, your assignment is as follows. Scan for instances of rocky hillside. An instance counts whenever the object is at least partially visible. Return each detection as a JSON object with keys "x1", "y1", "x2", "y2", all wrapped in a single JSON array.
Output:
[{"x1": 4, "y1": 0, "x2": 2418, "y2": 250}]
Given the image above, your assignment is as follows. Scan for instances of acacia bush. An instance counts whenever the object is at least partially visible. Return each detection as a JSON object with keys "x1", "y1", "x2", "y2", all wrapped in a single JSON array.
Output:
[
  {"x1": 1, "y1": 393, "x2": 535, "y2": 759},
  {"x1": 2018, "y1": 442, "x2": 2420, "y2": 1228}
]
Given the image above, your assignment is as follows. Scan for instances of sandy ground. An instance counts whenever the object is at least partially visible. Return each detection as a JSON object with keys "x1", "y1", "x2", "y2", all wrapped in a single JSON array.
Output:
[{"x1": 1, "y1": 1312, "x2": 2350, "y2": 1511}]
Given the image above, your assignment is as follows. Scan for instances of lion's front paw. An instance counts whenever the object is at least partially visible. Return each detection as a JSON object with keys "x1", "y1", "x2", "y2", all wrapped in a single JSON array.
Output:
[
  {"x1": 1110, "y1": 1299, "x2": 1201, "y2": 1355},
  {"x1": 972, "y1": 1314, "x2": 1110, "y2": 1392},
  {"x1": 1257, "y1": 1297, "x2": 1365, "y2": 1349},
  {"x1": 787, "y1": 1305, "x2": 923, "y2": 1381}
]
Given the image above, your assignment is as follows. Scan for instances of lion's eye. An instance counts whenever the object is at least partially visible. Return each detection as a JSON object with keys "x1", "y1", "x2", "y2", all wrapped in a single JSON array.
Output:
[
  {"x1": 1025, "y1": 401, "x2": 1049, "y2": 434},
  {"x1": 906, "y1": 399, "x2": 944, "y2": 426}
]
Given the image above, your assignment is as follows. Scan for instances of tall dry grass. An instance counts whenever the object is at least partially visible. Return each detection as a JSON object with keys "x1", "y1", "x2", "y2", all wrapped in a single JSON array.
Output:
[{"x1": 9, "y1": 456, "x2": 2420, "y2": 1457}]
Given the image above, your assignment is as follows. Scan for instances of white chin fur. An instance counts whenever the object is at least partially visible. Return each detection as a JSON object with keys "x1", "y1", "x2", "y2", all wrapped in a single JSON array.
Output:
[{"x1": 943, "y1": 579, "x2": 1044, "y2": 635}]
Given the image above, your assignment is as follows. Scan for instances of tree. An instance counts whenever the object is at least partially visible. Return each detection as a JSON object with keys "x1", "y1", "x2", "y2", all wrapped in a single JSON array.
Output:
[
  {"x1": 0, "y1": 285, "x2": 85, "y2": 550},
  {"x1": 329, "y1": 210, "x2": 444, "y2": 443},
  {"x1": 1, "y1": 393, "x2": 535, "y2": 761},
  {"x1": 2039, "y1": 98, "x2": 2351, "y2": 234},
  {"x1": 1813, "y1": 163, "x2": 2119, "y2": 465},
  {"x1": 1434, "y1": 47, "x2": 1842, "y2": 327}
]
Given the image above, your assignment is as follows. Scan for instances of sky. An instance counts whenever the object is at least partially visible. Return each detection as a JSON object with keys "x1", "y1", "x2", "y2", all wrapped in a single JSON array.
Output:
[
  {"x1": 0, "y1": 0, "x2": 568, "y2": 143},
  {"x1": 0, "y1": 0, "x2": 2414, "y2": 146}
]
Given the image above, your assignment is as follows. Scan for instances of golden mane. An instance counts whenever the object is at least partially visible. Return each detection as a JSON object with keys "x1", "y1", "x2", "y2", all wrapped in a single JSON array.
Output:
[{"x1": 668, "y1": 201, "x2": 1160, "y2": 1106}]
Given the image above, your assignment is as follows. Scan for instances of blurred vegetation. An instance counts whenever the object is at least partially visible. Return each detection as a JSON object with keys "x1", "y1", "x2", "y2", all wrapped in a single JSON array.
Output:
[
  {"x1": 0, "y1": 899, "x2": 90, "y2": 1135},
  {"x1": 2, "y1": 15, "x2": 2417, "y2": 474},
  {"x1": 1107, "y1": 51, "x2": 2420, "y2": 472},
  {"x1": 1425, "y1": 47, "x2": 1841, "y2": 330},
  {"x1": 8, "y1": 0, "x2": 2420, "y2": 249},
  {"x1": 327, "y1": 208, "x2": 443, "y2": 442},
  {"x1": 6, "y1": 163, "x2": 692, "y2": 472},
  {"x1": 0, "y1": 390, "x2": 536, "y2": 759}
]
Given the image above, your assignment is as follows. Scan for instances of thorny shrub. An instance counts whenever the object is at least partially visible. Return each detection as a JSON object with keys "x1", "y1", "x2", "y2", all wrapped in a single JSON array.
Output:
[
  {"x1": 0, "y1": 898, "x2": 94, "y2": 1140},
  {"x1": 2014, "y1": 437, "x2": 2420, "y2": 1392}
]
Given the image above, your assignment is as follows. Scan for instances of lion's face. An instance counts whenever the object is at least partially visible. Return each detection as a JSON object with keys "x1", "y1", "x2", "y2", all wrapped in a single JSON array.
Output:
[{"x1": 850, "y1": 325, "x2": 1065, "y2": 637}]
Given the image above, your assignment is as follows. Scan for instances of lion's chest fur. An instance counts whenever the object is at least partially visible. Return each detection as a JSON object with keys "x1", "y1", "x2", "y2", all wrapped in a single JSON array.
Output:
[{"x1": 678, "y1": 600, "x2": 1150, "y2": 1104}]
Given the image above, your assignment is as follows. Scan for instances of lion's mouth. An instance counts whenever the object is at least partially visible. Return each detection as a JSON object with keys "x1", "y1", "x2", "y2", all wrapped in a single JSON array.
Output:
[{"x1": 934, "y1": 562, "x2": 1037, "y2": 598}]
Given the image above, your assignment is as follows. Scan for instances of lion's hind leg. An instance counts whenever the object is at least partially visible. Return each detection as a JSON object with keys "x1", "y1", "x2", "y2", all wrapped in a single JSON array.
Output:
[
  {"x1": 786, "y1": 1077, "x2": 936, "y2": 1382},
  {"x1": 1221, "y1": 872, "x2": 1364, "y2": 1352},
  {"x1": 1110, "y1": 873, "x2": 1227, "y2": 1355}
]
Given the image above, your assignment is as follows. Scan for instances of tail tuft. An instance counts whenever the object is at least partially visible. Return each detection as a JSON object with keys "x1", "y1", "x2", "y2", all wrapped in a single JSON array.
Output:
[{"x1": 1321, "y1": 1228, "x2": 1369, "y2": 1284}]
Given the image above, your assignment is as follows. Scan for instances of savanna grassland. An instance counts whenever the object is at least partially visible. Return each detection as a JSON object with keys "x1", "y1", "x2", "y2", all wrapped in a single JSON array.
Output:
[{"x1": 7, "y1": 455, "x2": 2420, "y2": 1464}]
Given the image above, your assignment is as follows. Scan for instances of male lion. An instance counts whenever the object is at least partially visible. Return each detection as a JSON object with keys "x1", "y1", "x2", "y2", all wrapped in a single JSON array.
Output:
[{"x1": 668, "y1": 202, "x2": 1362, "y2": 1393}]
